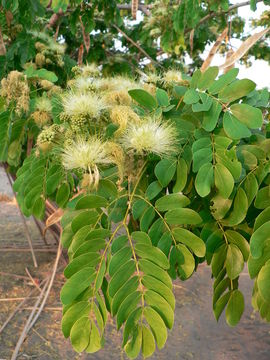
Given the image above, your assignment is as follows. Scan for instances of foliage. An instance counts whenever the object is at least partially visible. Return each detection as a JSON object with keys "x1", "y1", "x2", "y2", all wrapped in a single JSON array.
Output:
[
  {"x1": 0, "y1": 0, "x2": 270, "y2": 77},
  {"x1": 1, "y1": 61, "x2": 270, "y2": 357}
]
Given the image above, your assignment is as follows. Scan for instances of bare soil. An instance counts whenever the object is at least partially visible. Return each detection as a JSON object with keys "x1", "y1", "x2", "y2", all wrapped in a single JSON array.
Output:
[{"x1": 1, "y1": 166, "x2": 270, "y2": 360}]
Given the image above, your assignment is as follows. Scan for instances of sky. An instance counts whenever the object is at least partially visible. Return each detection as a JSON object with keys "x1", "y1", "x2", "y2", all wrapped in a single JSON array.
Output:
[{"x1": 201, "y1": 1, "x2": 270, "y2": 88}]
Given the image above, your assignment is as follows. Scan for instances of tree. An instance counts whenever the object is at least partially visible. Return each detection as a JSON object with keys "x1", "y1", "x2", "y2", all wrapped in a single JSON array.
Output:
[{"x1": 0, "y1": 0, "x2": 270, "y2": 358}]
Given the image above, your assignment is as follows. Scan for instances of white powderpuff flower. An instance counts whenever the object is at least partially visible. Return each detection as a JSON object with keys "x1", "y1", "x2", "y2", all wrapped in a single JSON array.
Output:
[
  {"x1": 81, "y1": 63, "x2": 100, "y2": 77},
  {"x1": 61, "y1": 137, "x2": 114, "y2": 172},
  {"x1": 62, "y1": 92, "x2": 105, "y2": 118},
  {"x1": 35, "y1": 96, "x2": 52, "y2": 113},
  {"x1": 163, "y1": 70, "x2": 182, "y2": 84},
  {"x1": 73, "y1": 77, "x2": 93, "y2": 92},
  {"x1": 93, "y1": 76, "x2": 140, "y2": 93},
  {"x1": 120, "y1": 119, "x2": 178, "y2": 157}
]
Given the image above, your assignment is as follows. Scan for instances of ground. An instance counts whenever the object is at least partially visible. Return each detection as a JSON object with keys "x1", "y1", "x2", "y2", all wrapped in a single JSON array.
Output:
[{"x1": 1, "y1": 166, "x2": 270, "y2": 360}]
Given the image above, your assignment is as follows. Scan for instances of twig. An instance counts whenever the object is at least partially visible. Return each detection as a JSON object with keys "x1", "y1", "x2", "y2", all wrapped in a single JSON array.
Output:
[
  {"x1": 0, "y1": 297, "x2": 38, "y2": 302},
  {"x1": 0, "y1": 247, "x2": 57, "y2": 253},
  {"x1": 0, "y1": 279, "x2": 47, "y2": 335},
  {"x1": 0, "y1": 271, "x2": 29, "y2": 281},
  {"x1": 11, "y1": 279, "x2": 50, "y2": 360},
  {"x1": 25, "y1": 268, "x2": 41, "y2": 293},
  {"x1": 5, "y1": 170, "x2": 38, "y2": 267},
  {"x1": 27, "y1": 240, "x2": 62, "y2": 331},
  {"x1": 112, "y1": 24, "x2": 162, "y2": 67},
  {"x1": 184, "y1": 0, "x2": 264, "y2": 35},
  {"x1": 22, "y1": 306, "x2": 62, "y2": 311}
]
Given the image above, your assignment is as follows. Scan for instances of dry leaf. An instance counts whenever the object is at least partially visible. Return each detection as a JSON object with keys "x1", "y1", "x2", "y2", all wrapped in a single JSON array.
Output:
[
  {"x1": 190, "y1": 29, "x2": 194, "y2": 55},
  {"x1": 44, "y1": 208, "x2": 64, "y2": 236},
  {"x1": 80, "y1": 16, "x2": 90, "y2": 53},
  {"x1": 201, "y1": 27, "x2": 228, "y2": 72},
  {"x1": 223, "y1": 48, "x2": 235, "y2": 74},
  {"x1": 78, "y1": 44, "x2": 84, "y2": 65},
  {"x1": 219, "y1": 27, "x2": 270, "y2": 70}
]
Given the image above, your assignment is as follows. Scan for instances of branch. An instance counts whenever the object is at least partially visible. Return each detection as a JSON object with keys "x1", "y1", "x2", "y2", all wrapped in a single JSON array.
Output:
[
  {"x1": 185, "y1": 0, "x2": 264, "y2": 34},
  {"x1": 117, "y1": 3, "x2": 151, "y2": 16},
  {"x1": 112, "y1": 24, "x2": 162, "y2": 67},
  {"x1": 0, "y1": 26, "x2": 6, "y2": 55}
]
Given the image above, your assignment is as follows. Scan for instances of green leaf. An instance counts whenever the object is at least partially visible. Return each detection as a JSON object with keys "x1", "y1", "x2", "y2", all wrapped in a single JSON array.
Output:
[
  {"x1": 75, "y1": 195, "x2": 108, "y2": 209},
  {"x1": 257, "y1": 263, "x2": 270, "y2": 302},
  {"x1": 56, "y1": 182, "x2": 70, "y2": 207},
  {"x1": 197, "y1": 66, "x2": 219, "y2": 90},
  {"x1": 192, "y1": 93, "x2": 212, "y2": 112},
  {"x1": 117, "y1": 291, "x2": 141, "y2": 329},
  {"x1": 142, "y1": 275, "x2": 175, "y2": 310},
  {"x1": 60, "y1": 267, "x2": 95, "y2": 305},
  {"x1": 155, "y1": 159, "x2": 176, "y2": 187},
  {"x1": 139, "y1": 259, "x2": 172, "y2": 289},
  {"x1": 155, "y1": 194, "x2": 190, "y2": 211},
  {"x1": 109, "y1": 246, "x2": 132, "y2": 277},
  {"x1": 128, "y1": 89, "x2": 158, "y2": 111},
  {"x1": 64, "y1": 252, "x2": 100, "y2": 278},
  {"x1": 195, "y1": 162, "x2": 214, "y2": 197},
  {"x1": 175, "y1": 244, "x2": 195, "y2": 280},
  {"x1": 218, "y1": 79, "x2": 256, "y2": 103},
  {"x1": 141, "y1": 325, "x2": 155, "y2": 358},
  {"x1": 226, "y1": 244, "x2": 244, "y2": 280},
  {"x1": 222, "y1": 188, "x2": 248, "y2": 226},
  {"x1": 254, "y1": 206, "x2": 270, "y2": 231},
  {"x1": 213, "y1": 277, "x2": 230, "y2": 306},
  {"x1": 255, "y1": 186, "x2": 270, "y2": 209},
  {"x1": 146, "y1": 181, "x2": 163, "y2": 200},
  {"x1": 0, "y1": 111, "x2": 11, "y2": 161},
  {"x1": 223, "y1": 112, "x2": 251, "y2": 140},
  {"x1": 165, "y1": 208, "x2": 202, "y2": 225},
  {"x1": 70, "y1": 316, "x2": 90, "y2": 352},
  {"x1": 248, "y1": 246, "x2": 270, "y2": 279},
  {"x1": 132, "y1": 231, "x2": 152, "y2": 246},
  {"x1": 144, "y1": 290, "x2": 174, "y2": 329},
  {"x1": 173, "y1": 228, "x2": 206, "y2": 257},
  {"x1": 140, "y1": 207, "x2": 155, "y2": 232},
  {"x1": 135, "y1": 243, "x2": 169, "y2": 269},
  {"x1": 183, "y1": 89, "x2": 200, "y2": 104},
  {"x1": 250, "y1": 221, "x2": 270, "y2": 259},
  {"x1": 211, "y1": 244, "x2": 227, "y2": 277},
  {"x1": 230, "y1": 104, "x2": 263, "y2": 129},
  {"x1": 125, "y1": 325, "x2": 142, "y2": 359},
  {"x1": 243, "y1": 173, "x2": 258, "y2": 207},
  {"x1": 61, "y1": 301, "x2": 90, "y2": 338},
  {"x1": 202, "y1": 100, "x2": 222, "y2": 132},
  {"x1": 173, "y1": 158, "x2": 188, "y2": 192},
  {"x1": 36, "y1": 68, "x2": 58, "y2": 82},
  {"x1": 86, "y1": 320, "x2": 102, "y2": 353},
  {"x1": 144, "y1": 306, "x2": 167, "y2": 350},
  {"x1": 226, "y1": 290, "x2": 245, "y2": 327},
  {"x1": 32, "y1": 197, "x2": 45, "y2": 219},
  {"x1": 132, "y1": 199, "x2": 148, "y2": 220},
  {"x1": 111, "y1": 277, "x2": 139, "y2": 316},
  {"x1": 225, "y1": 230, "x2": 250, "y2": 261},
  {"x1": 193, "y1": 148, "x2": 212, "y2": 172},
  {"x1": 213, "y1": 291, "x2": 230, "y2": 321},
  {"x1": 156, "y1": 88, "x2": 170, "y2": 107},
  {"x1": 209, "y1": 68, "x2": 239, "y2": 95},
  {"x1": 109, "y1": 261, "x2": 136, "y2": 298},
  {"x1": 71, "y1": 210, "x2": 99, "y2": 233},
  {"x1": 214, "y1": 163, "x2": 234, "y2": 199}
]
